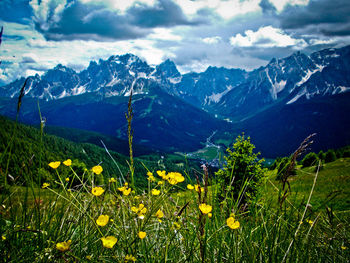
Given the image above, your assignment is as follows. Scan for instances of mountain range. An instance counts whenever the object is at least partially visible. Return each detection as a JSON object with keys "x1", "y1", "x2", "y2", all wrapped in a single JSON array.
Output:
[{"x1": 1, "y1": 45, "x2": 350, "y2": 158}]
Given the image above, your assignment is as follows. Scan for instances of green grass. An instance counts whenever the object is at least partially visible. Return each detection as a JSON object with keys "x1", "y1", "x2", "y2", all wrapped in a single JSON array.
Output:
[
  {"x1": 1, "y1": 157, "x2": 350, "y2": 262},
  {"x1": 185, "y1": 146, "x2": 224, "y2": 161},
  {"x1": 1, "y1": 114, "x2": 350, "y2": 262},
  {"x1": 260, "y1": 158, "x2": 350, "y2": 212}
]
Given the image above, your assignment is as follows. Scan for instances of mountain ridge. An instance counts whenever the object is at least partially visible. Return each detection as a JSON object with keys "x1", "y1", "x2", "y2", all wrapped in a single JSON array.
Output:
[{"x1": 0, "y1": 45, "x2": 349, "y2": 157}]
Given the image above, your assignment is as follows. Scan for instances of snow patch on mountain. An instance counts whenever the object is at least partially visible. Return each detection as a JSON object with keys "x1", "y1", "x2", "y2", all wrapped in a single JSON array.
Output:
[
  {"x1": 106, "y1": 77, "x2": 120, "y2": 87},
  {"x1": 286, "y1": 89, "x2": 306, "y2": 104},
  {"x1": 265, "y1": 68, "x2": 286, "y2": 100},
  {"x1": 72, "y1": 85, "x2": 87, "y2": 95},
  {"x1": 296, "y1": 66, "x2": 324, "y2": 87}
]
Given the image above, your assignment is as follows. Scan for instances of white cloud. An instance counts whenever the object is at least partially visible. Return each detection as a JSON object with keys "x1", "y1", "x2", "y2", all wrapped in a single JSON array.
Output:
[
  {"x1": 230, "y1": 26, "x2": 307, "y2": 48},
  {"x1": 30, "y1": 0, "x2": 68, "y2": 30},
  {"x1": 216, "y1": 0, "x2": 261, "y2": 19},
  {"x1": 177, "y1": 0, "x2": 261, "y2": 19},
  {"x1": 202, "y1": 36, "x2": 221, "y2": 44},
  {"x1": 79, "y1": 0, "x2": 156, "y2": 13},
  {"x1": 148, "y1": 28, "x2": 183, "y2": 41},
  {"x1": 25, "y1": 69, "x2": 45, "y2": 77}
]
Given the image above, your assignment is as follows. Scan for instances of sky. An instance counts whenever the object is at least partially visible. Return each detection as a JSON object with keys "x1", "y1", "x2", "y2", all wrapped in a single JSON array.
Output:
[{"x1": 1, "y1": 0, "x2": 350, "y2": 85}]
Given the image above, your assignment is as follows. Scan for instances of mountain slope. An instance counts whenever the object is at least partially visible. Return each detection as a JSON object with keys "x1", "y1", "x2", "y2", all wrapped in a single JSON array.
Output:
[
  {"x1": 0, "y1": 86, "x2": 229, "y2": 152},
  {"x1": 224, "y1": 92, "x2": 350, "y2": 157},
  {"x1": 214, "y1": 46, "x2": 350, "y2": 120}
]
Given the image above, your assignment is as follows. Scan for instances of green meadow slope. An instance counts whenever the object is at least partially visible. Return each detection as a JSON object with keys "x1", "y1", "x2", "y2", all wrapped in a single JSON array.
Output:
[{"x1": 260, "y1": 158, "x2": 350, "y2": 212}]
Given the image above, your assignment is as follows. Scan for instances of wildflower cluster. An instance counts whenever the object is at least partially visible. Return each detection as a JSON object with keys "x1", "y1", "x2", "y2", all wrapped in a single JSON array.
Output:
[
  {"x1": 118, "y1": 182, "x2": 132, "y2": 196},
  {"x1": 156, "y1": 170, "x2": 185, "y2": 185}
]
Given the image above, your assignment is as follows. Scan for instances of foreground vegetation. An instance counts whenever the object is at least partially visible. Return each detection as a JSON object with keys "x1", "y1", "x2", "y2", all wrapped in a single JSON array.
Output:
[{"x1": 1, "y1": 131, "x2": 350, "y2": 262}]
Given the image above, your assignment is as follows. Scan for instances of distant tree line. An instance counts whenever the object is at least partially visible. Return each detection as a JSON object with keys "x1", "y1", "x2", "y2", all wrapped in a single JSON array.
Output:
[{"x1": 270, "y1": 145, "x2": 350, "y2": 180}]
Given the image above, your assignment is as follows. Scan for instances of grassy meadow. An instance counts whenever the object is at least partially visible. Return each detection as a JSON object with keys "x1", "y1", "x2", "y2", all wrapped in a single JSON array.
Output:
[{"x1": 0, "y1": 114, "x2": 350, "y2": 262}]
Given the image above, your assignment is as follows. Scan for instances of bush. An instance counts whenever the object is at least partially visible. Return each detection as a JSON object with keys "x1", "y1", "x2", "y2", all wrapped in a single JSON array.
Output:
[
  {"x1": 301, "y1": 152, "x2": 319, "y2": 167},
  {"x1": 215, "y1": 134, "x2": 266, "y2": 206},
  {"x1": 325, "y1": 150, "x2": 337, "y2": 163},
  {"x1": 318, "y1": 150, "x2": 325, "y2": 160}
]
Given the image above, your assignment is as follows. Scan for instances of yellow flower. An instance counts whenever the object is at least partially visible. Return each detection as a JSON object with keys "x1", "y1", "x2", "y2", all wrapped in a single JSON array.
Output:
[
  {"x1": 227, "y1": 217, "x2": 240, "y2": 229},
  {"x1": 92, "y1": 165, "x2": 103, "y2": 175},
  {"x1": 157, "y1": 181, "x2": 164, "y2": 185},
  {"x1": 86, "y1": 255, "x2": 92, "y2": 260},
  {"x1": 138, "y1": 231, "x2": 146, "y2": 239},
  {"x1": 56, "y1": 240, "x2": 72, "y2": 252},
  {"x1": 48, "y1": 161, "x2": 61, "y2": 169},
  {"x1": 65, "y1": 177, "x2": 70, "y2": 182},
  {"x1": 91, "y1": 187, "x2": 104, "y2": 196},
  {"x1": 125, "y1": 254, "x2": 137, "y2": 262},
  {"x1": 155, "y1": 209, "x2": 164, "y2": 219},
  {"x1": 42, "y1": 183, "x2": 50, "y2": 189},
  {"x1": 147, "y1": 175, "x2": 156, "y2": 182},
  {"x1": 101, "y1": 236, "x2": 117, "y2": 248},
  {"x1": 109, "y1": 177, "x2": 116, "y2": 183},
  {"x1": 151, "y1": 189, "x2": 160, "y2": 196},
  {"x1": 194, "y1": 184, "x2": 200, "y2": 192},
  {"x1": 1, "y1": 236, "x2": 6, "y2": 241},
  {"x1": 173, "y1": 172, "x2": 185, "y2": 183},
  {"x1": 208, "y1": 213, "x2": 212, "y2": 218},
  {"x1": 118, "y1": 186, "x2": 126, "y2": 192},
  {"x1": 157, "y1": 170, "x2": 166, "y2": 178},
  {"x1": 123, "y1": 188, "x2": 131, "y2": 196},
  {"x1": 166, "y1": 172, "x2": 184, "y2": 185},
  {"x1": 341, "y1": 246, "x2": 347, "y2": 250},
  {"x1": 131, "y1": 204, "x2": 147, "y2": 219},
  {"x1": 173, "y1": 222, "x2": 181, "y2": 230},
  {"x1": 306, "y1": 219, "x2": 314, "y2": 225},
  {"x1": 63, "y1": 159, "x2": 72, "y2": 166},
  {"x1": 199, "y1": 203, "x2": 212, "y2": 214},
  {"x1": 147, "y1": 171, "x2": 153, "y2": 177},
  {"x1": 187, "y1": 184, "x2": 194, "y2": 190},
  {"x1": 96, "y1": 215, "x2": 109, "y2": 227}
]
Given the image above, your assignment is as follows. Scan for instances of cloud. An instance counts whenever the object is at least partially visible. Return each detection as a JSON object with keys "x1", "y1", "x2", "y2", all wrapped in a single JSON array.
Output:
[
  {"x1": 128, "y1": 0, "x2": 198, "y2": 27},
  {"x1": 30, "y1": 0, "x2": 199, "y2": 41},
  {"x1": 149, "y1": 28, "x2": 183, "y2": 41},
  {"x1": 21, "y1": 53, "x2": 38, "y2": 64},
  {"x1": 176, "y1": 0, "x2": 262, "y2": 20},
  {"x1": 279, "y1": 0, "x2": 350, "y2": 36},
  {"x1": 259, "y1": 0, "x2": 277, "y2": 15},
  {"x1": 0, "y1": 0, "x2": 33, "y2": 24},
  {"x1": 202, "y1": 36, "x2": 222, "y2": 44},
  {"x1": 229, "y1": 26, "x2": 307, "y2": 48}
]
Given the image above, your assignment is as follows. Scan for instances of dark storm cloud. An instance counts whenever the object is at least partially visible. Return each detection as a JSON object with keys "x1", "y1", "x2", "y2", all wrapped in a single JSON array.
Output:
[
  {"x1": 259, "y1": 0, "x2": 276, "y2": 15},
  {"x1": 279, "y1": 0, "x2": 350, "y2": 36},
  {"x1": 0, "y1": 0, "x2": 33, "y2": 24},
  {"x1": 34, "y1": 0, "x2": 200, "y2": 41},
  {"x1": 34, "y1": 1, "x2": 147, "y2": 41},
  {"x1": 128, "y1": 0, "x2": 199, "y2": 27}
]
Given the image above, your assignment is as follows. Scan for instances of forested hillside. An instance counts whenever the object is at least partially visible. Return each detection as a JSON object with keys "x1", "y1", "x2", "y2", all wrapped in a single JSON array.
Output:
[{"x1": 0, "y1": 116, "x2": 195, "y2": 188}]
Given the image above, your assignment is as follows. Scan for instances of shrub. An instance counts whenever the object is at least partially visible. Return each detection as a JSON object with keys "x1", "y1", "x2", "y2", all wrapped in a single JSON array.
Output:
[
  {"x1": 301, "y1": 152, "x2": 319, "y2": 167},
  {"x1": 325, "y1": 150, "x2": 337, "y2": 163},
  {"x1": 318, "y1": 150, "x2": 325, "y2": 160},
  {"x1": 215, "y1": 134, "x2": 266, "y2": 206}
]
